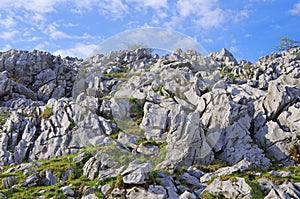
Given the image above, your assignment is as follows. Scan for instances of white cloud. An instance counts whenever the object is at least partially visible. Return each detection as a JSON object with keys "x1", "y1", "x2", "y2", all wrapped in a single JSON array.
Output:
[
  {"x1": 0, "y1": 0, "x2": 16, "y2": 10},
  {"x1": 176, "y1": 0, "x2": 219, "y2": 17},
  {"x1": 0, "y1": 30, "x2": 19, "y2": 40},
  {"x1": 193, "y1": 8, "x2": 226, "y2": 29},
  {"x1": 229, "y1": 46, "x2": 238, "y2": 53},
  {"x1": 71, "y1": 0, "x2": 100, "y2": 14},
  {"x1": 0, "y1": 14, "x2": 17, "y2": 29},
  {"x1": 0, "y1": 0, "x2": 66, "y2": 13},
  {"x1": 53, "y1": 43, "x2": 98, "y2": 58},
  {"x1": 126, "y1": 0, "x2": 168, "y2": 10},
  {"x1": 174, "y1": 0, "x2": 249, "y2": 30},
  {"x1": 203, "y1": 38, "x2": 214, "y2": 43},
  {"x1": 289, "y1": 2, "x2": 300, "y2": 15},
  {"x1": 231, "y1": 9, "x2": 249, "y2": 23},
  {"x1": 63, "y1": 23, "x2": 79, "y2": 27},
  {"x1": 97, "y1": 0, "x2": 129, "y2": 20},
  {"x1": 45, "y1": 23, "x2": 94, "y2": 40},
  {"x1": 33, "y1": 41, "x2": 50, "y2": 51}
]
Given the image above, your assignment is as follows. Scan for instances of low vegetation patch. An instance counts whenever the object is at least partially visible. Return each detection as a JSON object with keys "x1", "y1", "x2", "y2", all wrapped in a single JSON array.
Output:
[
  {"x1": 40, "y1": 106, "x2": 53, "y2": 119},
  {"x1": 0, "y1": 153, "x2": 104, "y2": 198},
  {"x1": 0, "y1": 109, "x2": 9, "y2": 125}
]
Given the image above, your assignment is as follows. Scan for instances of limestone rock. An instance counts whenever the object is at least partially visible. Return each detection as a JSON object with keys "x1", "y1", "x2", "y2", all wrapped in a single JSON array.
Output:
[
  {"x1": 44, "y1": 169, "x2": 57, "y2": 186},
  {"x1": 263, "y1": 181, "x2": 300, "y2": 199},
  {"x1": 0, "y1": 46, "x2": 300, "y2": 197},
  {"x1": 210, "y1": 48, "x2": 238, "y2": 66},
  {"x1": 204, "y1": 177, "x2": 252, "y2": 199},
  {"x1": 278, "y1": 102, "x2": 300, "y2": 132},
  {"x1": 0, "y1": 71, "x2": 12, "y2": 100},
  {"x1": 254, "y1": 120, "x2": 296, "y2": 165},
  {"x1": 121, "y1": 160, "x2": 151, "y2": 184},
  {"x1": 200, "y1": 159, "x2": 251, "y2": 183},
  {"x1": 179, "y1": 191, "x2": 198, "y2": 199},
  {"x1": 73, "y1": 152, "x2": 90, "y2": 163},
  {"x1": 137, "y1": 143, "x2": 159, "y2": 155},
  {"x1": 140, "y1": 102, "x2": 169, "y2": 142},
  {"x1": 158, "y1": 175, "x2": 179, "y2": 199},
  {"x1": 61, "y1": 185, "x2": 75, "y2": 196},
  {"x1": 158, "y1": 109, "x2": 213, "y2": 170},
  {"x1": 117, "y1": 132, "x2": 138, "y2": 145},
  {"x1": 22, "y1": 174, "x2": 39, "y2": 187},
  {"x1": 148, "y1": 185, "x2": 167, "y2": 198},
  {"x1": 187, "y1": 166, "x2": 205, "y2": 178},
  {"x1": 126, "y1": 187, "x2": 166, "y2": 199},
  {"x1": 262, "y1": 77, "x2": 300, "y2": 120},
  {"x1": 82, "y1": 187, "x2": 99, "y2": 199},
  {"x1": 2, "y1": 176, "x2": 17, "y2": 189},
  {"x1": 101, "y1": 184, "x2": 111, "y2": 196},
  {"x1": 180, "y1": 172, "x2": 201, "y2": 187}
]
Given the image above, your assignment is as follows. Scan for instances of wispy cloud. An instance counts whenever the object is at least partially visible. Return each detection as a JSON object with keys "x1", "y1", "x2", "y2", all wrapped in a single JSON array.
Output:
[
  {"x1": 126, "y1": 0, "x2": 168, "y2": 10},
  {"x1": 193, "y1": 8, "x2": 226, "y2": 29},
  {"x1": 174, "y1": 0, "x2": 248, "y2": 29},
  {"x1": 289, "y1": 2, "x2": 300, "y2": 15},
  {"x1": 33, "y1": 41, "x2": 50, "y2": 51},
  {"x1": 53, "y1": 43, "x2": 98, "y2": 58},
  {"x1": 0, "y1": 30, "x2": 19, "y2": 40},
  {"x1": 0, "y1": 13, "x2": 17, "y2": 29},
  {"x1": 97, "y1": 0, "x2": 129, "y2": 20},
  {"x1": 45, "y1": 23, "x2": 95, "y2": 40},
  {"x1": 0, "y1": 0, "x2": 60, "y2": 13}
]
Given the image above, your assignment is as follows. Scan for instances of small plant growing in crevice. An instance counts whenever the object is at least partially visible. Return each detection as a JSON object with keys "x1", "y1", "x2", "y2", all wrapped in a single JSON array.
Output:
[
  {"x1": 40, "y1": 106, "x2": 53, "y2": 119},
  {"x1": 157, "y1": 85, "x2": 163, "y2": 96},
  {"x1": 0, "y1": 109, "x2": 9, "y2": 125},
  {"x1": 68, "y1": 118, "x2": 76, "y2": 130},
  {"x1": 289, "y1": 143, "x2": 300, "y2": 164}
]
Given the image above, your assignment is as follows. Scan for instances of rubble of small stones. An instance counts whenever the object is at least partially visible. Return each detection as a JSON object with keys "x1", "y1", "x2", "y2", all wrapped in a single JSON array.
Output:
[{"x1": 0, "y1": 46, "x2": 299, "y2": 198}]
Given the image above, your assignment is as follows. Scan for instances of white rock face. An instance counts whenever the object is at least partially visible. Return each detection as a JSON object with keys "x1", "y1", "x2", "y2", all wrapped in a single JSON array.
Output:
[
  {"x1": 158, "y1": 110, "x2": 214, "y2": 170},
  {"x1": 0, "y1": 71, "x2": 12, "y2": 100},
  {"x1": 121, "y1": 160, "x2": 152, "y2": 184},
  {"x1": 205, "y1": 177, "x2": 252, "y2": 199},
  {"x1": 0, "y1": 46, "x2": 300, "y2": 198}
]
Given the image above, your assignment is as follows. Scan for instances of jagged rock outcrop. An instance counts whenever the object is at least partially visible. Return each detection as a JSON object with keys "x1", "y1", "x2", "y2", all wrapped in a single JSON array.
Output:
[{"x1": 0, "y1": 46, "x2": 299, "y2": 198}]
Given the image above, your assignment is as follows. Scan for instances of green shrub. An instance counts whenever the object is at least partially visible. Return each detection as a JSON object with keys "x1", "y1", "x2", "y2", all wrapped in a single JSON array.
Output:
[{"x1": 275, "y1": 37, "x2": 299, "y2": 51}]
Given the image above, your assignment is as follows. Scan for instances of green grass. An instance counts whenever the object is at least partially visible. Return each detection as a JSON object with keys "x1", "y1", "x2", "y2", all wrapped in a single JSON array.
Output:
[
  {"x1": 0, "y1": 109, "x2": 9, "y2": 125},
  {"x1": 157, "y1": 85, "x2": 163, "y2": 96},
  {"x1": 0, "y1": 153, "x2": 103, "y2": 199},
  {"x1": 114, "y1": 119, "x2": 144, "y2": 137},
  {"x1": 201, "y1": 191, "x2": 224, "y2": 199},
  {"x1": 40, "y1": 106, "x2": 53, "y2": 119},
  {"x1": 197, "y1": 159, "x2": 228, "y2": 173},
  {"x1": 103, "y1": 72, "x2": 141, "y2": 78}
]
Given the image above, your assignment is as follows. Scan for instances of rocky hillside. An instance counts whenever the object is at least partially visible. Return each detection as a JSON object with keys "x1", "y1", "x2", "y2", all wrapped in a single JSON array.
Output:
[{"x1": 0, "y1": 47, "x2": 299, "y2": 198}]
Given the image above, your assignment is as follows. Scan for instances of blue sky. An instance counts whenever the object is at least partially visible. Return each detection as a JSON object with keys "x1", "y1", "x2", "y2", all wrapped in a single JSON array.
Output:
[{"x1": 0, "y1": 0, "x2": 299, "y2": 62}]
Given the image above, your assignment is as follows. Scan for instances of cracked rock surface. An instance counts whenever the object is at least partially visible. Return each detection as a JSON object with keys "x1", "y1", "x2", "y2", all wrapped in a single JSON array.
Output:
[{"x1": 0, "y1": 47, "x2": 299, "y2": 198}]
